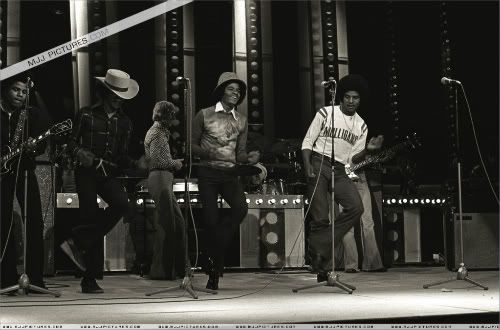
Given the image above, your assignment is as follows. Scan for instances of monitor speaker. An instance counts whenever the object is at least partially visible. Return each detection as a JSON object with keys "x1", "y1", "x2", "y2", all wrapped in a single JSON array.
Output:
[{"x1": 445, "y1": 212, "x2": 499, "y2": 270}]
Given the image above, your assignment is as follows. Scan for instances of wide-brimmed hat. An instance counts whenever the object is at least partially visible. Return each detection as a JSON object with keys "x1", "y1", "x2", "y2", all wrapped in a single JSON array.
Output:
[
  {"x1": 213, "y1": 72, "x2": 247, "y2": 106},
  {"x1": 95, "y1": 69, "x2": 139, "y2": 100}
]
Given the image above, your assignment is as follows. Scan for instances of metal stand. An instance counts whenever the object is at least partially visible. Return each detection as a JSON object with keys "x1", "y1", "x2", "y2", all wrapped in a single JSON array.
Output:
[
  {"x1": 293, "y1": 80, "x2": 355, "y2": 294},
  {"x1": 1, "y1": 78, "x2": 60, "y2": 297},
  {"x1": 423, "y1": 83, "x2": 487, "y2": 291},
  {"x1": 145, "y1": 78, "x2": 217, "y2": 298}
]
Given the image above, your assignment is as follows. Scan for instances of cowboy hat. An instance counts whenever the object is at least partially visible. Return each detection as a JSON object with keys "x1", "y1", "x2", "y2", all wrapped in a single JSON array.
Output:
[
  {"x1": 213, "y1": 72, "x2": 247, "y2": 106},
  {"x1": 95, "y1": 69, "x2": 139, "y2": 100}
]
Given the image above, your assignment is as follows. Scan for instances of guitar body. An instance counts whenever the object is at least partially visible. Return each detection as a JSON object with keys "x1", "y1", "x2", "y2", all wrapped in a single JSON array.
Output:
[
  {"x1": 0, "y1": 119, "x2": 73, "y2": 176},
  {"x1": 345, "y1": 133, "x2": 421, "y2": 181},
  {"x1": 0, "y1": 145, "x2": 13, "y2": 175},
  {"x1": 344, "y1": 164, "x2": 360, "y2": 181}
]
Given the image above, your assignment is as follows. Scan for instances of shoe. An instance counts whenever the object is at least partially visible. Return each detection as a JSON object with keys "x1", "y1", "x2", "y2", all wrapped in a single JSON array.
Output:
[
  {"x1": 60, "y1": 239, "x2": 86, "y2": 271},
  {"x1": 206, "y1": 272, "x2": 219, "y2": 290},
  {"x1": 317, "y1": 272, "x2": 328, "y2": 283},
  {"x1": 345, "y1": 268, "x2": 359, "y2": 273},
  {"x1": 362, "y1": 267, "x2": 387, "y2": 272},
  {"x1": 81, "y1": 278, "x2": 104, "y2": 294}
]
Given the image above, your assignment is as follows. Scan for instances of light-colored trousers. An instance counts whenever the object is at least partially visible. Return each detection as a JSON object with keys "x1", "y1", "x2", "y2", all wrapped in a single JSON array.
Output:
[
  {"x1": 147, "y1": 170, "x2": 186, "y2": 280},
  {"x1": 342, "y1": 172, "x2": 384, "y2": 270}
]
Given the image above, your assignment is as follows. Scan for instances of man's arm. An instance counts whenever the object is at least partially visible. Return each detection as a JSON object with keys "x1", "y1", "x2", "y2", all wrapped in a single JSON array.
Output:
[
  {"x1": 351, "y1": 135, "x2": 384, "y2": 164},
  {"x1": 235, "y1": 118, "x2": 249, "y2": 163},
  {"x1": 302, "y1": 148, "x2": 314, "y2": 178},
  {"x1": 116, "y1": 118, "x2": 137, "y2": 169},
  {"x1": 191, "y1": 109, "x2": 211, "y2": 159},
  {"x1": 28, "y1": 106, "x2": 51, "y2": 156},
  {"x1": 301, "y1": 111, "x2": 324, "y2": 178}
]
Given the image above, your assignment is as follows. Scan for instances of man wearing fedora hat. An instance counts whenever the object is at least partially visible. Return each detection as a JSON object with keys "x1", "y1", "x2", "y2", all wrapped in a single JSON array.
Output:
[
  {"x1": 62, "y1": 69, "x2": 143, "y2": 293},
  {"x1": 192, "y1": 72, "x2": 260, "y2": 290}
]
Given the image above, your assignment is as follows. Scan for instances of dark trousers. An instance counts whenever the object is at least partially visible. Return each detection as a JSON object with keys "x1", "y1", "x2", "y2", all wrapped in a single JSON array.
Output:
[
  {"x1": 197, "y1": 167, "x2": 248, "y2": 273},
  {"x1": 306, "y1": 154, "x2": 363, "y2": 272},
  {"x1": 73, "y1": 167, "x2": 128, "y2": 279},
  {"x1": 0, "y1": 170, "x2": 44, "y2": 288}
]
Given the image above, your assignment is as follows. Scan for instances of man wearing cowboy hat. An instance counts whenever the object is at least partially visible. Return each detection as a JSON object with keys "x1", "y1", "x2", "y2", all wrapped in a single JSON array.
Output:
[
  {"x1": 61, "y1": 69, "x2": 144, "y2": 293},
  {"x1": 192, "y1": 72, "x2": 260, "y2": 290}
]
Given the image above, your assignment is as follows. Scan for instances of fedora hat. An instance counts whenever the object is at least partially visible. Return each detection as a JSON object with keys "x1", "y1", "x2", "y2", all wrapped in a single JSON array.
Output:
[
  {"x1": 95, "y1": 69, "x2": 139, "y2": 100},
  {"x1": 213, "y1": 72, "x2": 247, "y2": 106}
]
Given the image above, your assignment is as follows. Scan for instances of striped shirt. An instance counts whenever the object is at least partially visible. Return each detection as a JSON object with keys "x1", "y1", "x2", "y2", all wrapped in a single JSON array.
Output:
[{"x1": 302, "y1": 105, "x2": 367, "y2": 165}]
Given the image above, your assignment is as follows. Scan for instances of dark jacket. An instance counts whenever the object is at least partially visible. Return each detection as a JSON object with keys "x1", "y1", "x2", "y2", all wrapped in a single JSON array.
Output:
[
  {"x1": 1, "y1": 105, "x2": 50, "y2": 172},
  {"x1": 67, "y1": 102, "x2": 135, "y2": 174}
]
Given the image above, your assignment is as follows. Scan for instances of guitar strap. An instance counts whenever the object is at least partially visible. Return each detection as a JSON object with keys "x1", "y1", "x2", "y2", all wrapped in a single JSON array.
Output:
[{"x1": 10, "y1": 106, "x2": 28, "y2": 150}]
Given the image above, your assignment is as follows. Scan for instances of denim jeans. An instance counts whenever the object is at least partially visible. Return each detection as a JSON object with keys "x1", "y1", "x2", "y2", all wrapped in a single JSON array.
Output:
[{"x1": 306, "y1": 153, "x2": 363, "y2": 272}]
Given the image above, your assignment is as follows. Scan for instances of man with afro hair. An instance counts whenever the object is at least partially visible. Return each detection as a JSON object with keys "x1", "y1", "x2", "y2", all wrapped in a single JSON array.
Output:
[{"x1": 302, "y1": 74, "x2": 383, "y2": 281}]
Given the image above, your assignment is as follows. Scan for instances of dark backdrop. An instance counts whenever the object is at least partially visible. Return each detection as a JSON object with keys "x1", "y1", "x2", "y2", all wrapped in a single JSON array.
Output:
[{"x1": 346, "y1": 1, "x2": 499, "y2": 186}]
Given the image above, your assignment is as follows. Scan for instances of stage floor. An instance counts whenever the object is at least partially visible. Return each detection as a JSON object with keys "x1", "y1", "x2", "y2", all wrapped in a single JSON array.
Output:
[{"x1": 1, "y1": 266, "x2": 498, "y2": 324}]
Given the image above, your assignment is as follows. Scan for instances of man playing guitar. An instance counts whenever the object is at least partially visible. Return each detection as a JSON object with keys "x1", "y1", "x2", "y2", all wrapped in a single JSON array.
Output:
[{"x1": 0, "y1": 74, "x2": 51, "y2": 292}]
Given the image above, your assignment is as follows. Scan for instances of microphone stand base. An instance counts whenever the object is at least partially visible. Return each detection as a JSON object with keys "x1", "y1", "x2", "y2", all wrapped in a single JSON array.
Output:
[
  {"x1": 292, "y1": 272, "x2": 356, "y2": 294},
  {"x1": 423, "y1": 263, "x2": 488, "y2": 290},
  {"x1": 145, "y1": 271, "x2": 218, "y2": 299},
  {"x1": 0, "y1": 273, "x2": 61, "y2": 297}
]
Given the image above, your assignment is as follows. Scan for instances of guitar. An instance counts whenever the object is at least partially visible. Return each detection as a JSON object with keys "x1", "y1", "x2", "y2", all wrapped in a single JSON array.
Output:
[
  {"x1": 1, "y1": 119, "x2": 73, "y2": 175},
  {"x1": 345, "y1": 133, "x2": 421, "y2": 181}
]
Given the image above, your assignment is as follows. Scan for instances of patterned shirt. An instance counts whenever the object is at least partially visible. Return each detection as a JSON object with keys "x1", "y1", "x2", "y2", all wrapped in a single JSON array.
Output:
[
  {"x1": 144, "y1": 121, "x2": 176, "y2": 171},
  {"x1": 302, "y1": 105, "x2": 367, "y2": 165},
  {"x1": 192, "y1": 102, "x2": 248, "y2": 169},
  {"x1": 67, "y1": 102, "x2": 134, "y2": 169}
]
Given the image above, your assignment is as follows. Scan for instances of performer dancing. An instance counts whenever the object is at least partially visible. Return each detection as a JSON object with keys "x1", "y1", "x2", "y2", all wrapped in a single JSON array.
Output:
[
  {"x1": 144, "y1": 101, "x2": 185, "y2": 280},
  {"x1": 61, "y1": 69, "x2": 143, "y2": 293},
  {"x1": 301, "y1": 74, "x2": 383, "y2": 282},
  {"x1": 192, "y1": 72, "x2": 260, "y2": 290},
  {"x1": 1, "y1": 74, "x2": 51, "y2": 292}
]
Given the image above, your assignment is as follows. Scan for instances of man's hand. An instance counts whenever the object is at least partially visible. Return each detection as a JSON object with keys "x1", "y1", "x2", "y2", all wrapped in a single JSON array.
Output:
[
  {"x1": 76, "y1": 149, "x2": 95, "y2": 168},
  {"x1": 247, "y1": 150, "x2": 261, "y2": 165},
  {"x1": 304, "y1": 163, "x2": 315, "y2": 178},
  {"x1": 367, "y1": 135, "x2": 384, "y2": 151},
  {"x1": 173, "y1": 159, "x2": 183, "y2": 171},
  {"x1": 136, "y1": 155, "x2": 149, "y2": 171},
  {"x1": 25, "y1": 138, "x2": 37, "y2": 155}
]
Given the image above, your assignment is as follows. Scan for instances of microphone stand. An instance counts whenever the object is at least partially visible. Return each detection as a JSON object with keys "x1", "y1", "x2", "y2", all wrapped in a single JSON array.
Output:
[
  {"x1": 423, "y1": 82, "x2": 487, "y2": 290},
  {"x1": 293, "y1": 81, "x2": 355, "y2": 294},
  {"x1": 0, "y1": 78, "x2": 60, "y2": 297},
  {"x1": 145, "y1": 78, "x2": 217, "y2": 298}
]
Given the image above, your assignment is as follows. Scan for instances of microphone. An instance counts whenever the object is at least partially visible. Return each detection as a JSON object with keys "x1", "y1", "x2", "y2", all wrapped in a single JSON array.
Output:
[
  {"x1": 176, "y1": 76, "x2": 190, "y2": 83},
  {"x1": 321, "y1": 78, "x2": 336, "y2": 88},
  {"x1": 441, "y1": 77, "x2": 461, "y2": 86},
  {"x1": 26, "y1": 77, "x2": 34, "y2": 89}
]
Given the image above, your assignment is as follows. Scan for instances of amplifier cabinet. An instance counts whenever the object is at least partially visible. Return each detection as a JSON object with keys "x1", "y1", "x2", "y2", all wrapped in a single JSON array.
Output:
[
  {"x1": 445, "y1": 212, "x2": 499, "y2": 270},
  {"x1": 239, "y1": 195, "x2": 305, "y2": 268}
]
